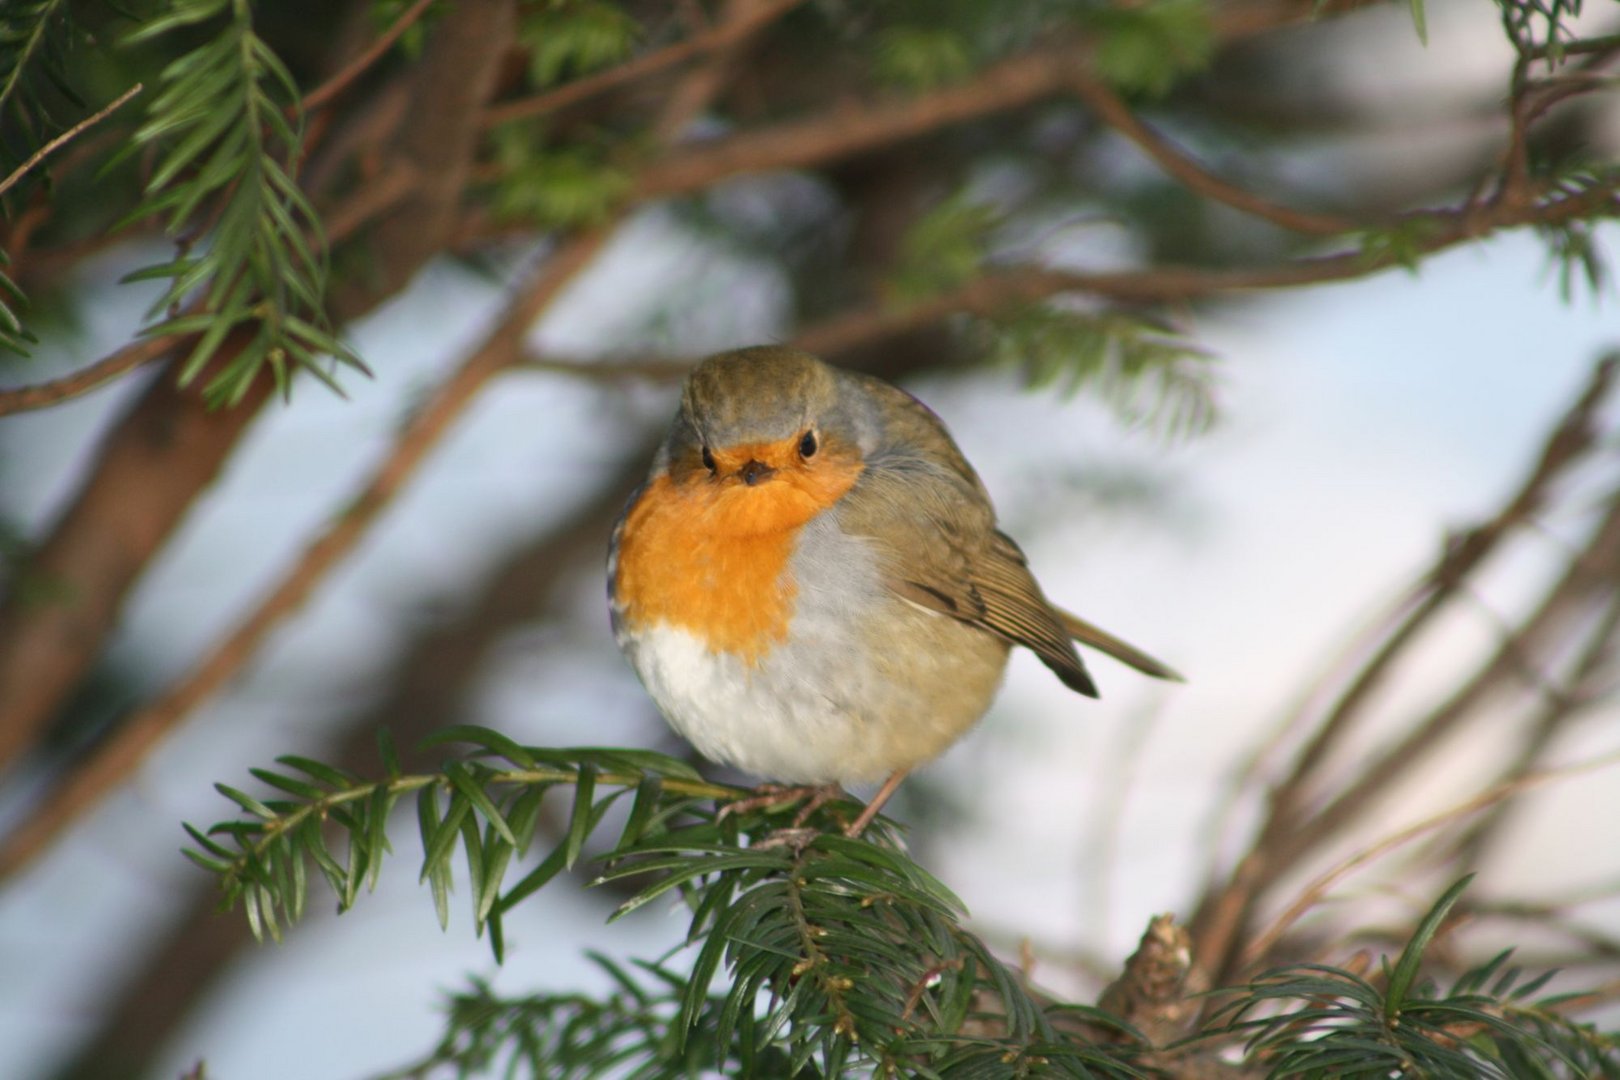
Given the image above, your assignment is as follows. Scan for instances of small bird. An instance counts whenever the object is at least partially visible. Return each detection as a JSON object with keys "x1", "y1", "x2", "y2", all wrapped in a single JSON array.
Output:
[{"x1": 609, "y1": 345, "x2": 1178, "y2": 836}]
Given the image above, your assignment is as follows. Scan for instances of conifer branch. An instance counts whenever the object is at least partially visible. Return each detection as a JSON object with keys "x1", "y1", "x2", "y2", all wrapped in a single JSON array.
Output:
[
  {"x1": 0, "y1": 82, "x2": 143, "y2": 200},
  {"x1": 482, "y1": 0, "x2": 806, "y2": 127},
  {"x1": 300, "y1": 0, "x2": 437, "y2": 113}
]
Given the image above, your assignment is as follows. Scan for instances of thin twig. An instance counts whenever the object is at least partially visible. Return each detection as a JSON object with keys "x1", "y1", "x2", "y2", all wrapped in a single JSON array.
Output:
[
  {"x1": 1241, "y1": 749, "x2": 1620, "y2": 969},
  {"x1": 0, "y1": 230, "x2": 614, "y2": 882},
  {"x1": 322, "y1": 162, "x2": 418, "y2": 243},
  {"x1": 0, "y1": 170, "x2": 417, "y2": 418},
  {"x1": 0, "y1": 0, "x2": 794, "y2": 883},
  {"x1": 633, "y1": 47, "x2": 1083, "y2": 200},
  {"x1": 1447, "y1": 588, "x2": 1620, "y2": 867},
  {"x1": 300, "y1": 0, "x2": 437, "y2": 113},
  {"x1": 653, "y1": 0, "x2": 777, "y2": 142},
  {"x1": 0, "y1": 83, "x2": 143, "y2": 200},
  {"x1": 1189, "y1": 354, "x2": 1620, "y2": 981},
  {"x1": 779, "y1": 182, "x2": 1618, "y2": 356},
  {"x1": 0, "y1": 334, "x2": 177, "y2": 417},
  {"x1": 1274, "y1": 355, "x2": 1616, "y2": 803},
  {"x1": 1069, "y1": 74, "x2": 1356, "y2": 236},
  {"x1": 1294, "y1": 490, "x2": 1620, "y2": 857},
  {"x1": 482, "y1": 0, "x2": 805, "y2": 127}
]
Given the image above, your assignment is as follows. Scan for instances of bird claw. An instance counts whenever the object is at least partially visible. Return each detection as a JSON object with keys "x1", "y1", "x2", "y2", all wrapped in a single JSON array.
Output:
[
  {"x1": 751, "y1": 826, "x2": 820, "y2": 851},
  {"x1": 718, "y1": 782, "x2": 846, "y2": 827}
]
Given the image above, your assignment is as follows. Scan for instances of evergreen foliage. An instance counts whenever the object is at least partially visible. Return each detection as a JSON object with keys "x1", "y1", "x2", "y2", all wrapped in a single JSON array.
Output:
[
  {"x1": 119, "y1": 0, "x2": 358, "y2": 404},
  {"x1": 185, "y1": 730, "x2": 1620, "y2": 1078},
  {"x1": 1, "y1": 0, "x2": 1618, "y2": 1076}
]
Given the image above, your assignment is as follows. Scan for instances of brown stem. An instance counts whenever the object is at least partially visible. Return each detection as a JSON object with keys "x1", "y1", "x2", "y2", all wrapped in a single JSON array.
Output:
[
  {"x1": 1068, "y1": 73, "x2": 1357, "y2": 236},
  {"x1": 0, "y1": 83, "x2": 144, "y2": 200},
  {"x1": 1448, "y1": 589, "x2": 1620, "y2": 868},
  {"x1": 633, "y1": 47, "x2": 1082, "y2": 200},
  {"x1": 299, "y1": 0, "x2": 437, "y2": 113},
  {"x1": 0, "y1": 331, "x2": 272, "y2": 775},
  {"x1": 1293, "y1": 491, "x2": 1620, "y2": 860},
  {"x1": 0, "y1": 228, "x2": 612, "y2": 882},
  {"x1": 482, "y1": 0, "x2": 805, "y2": 127},
  {"x1": 1188, "y1": 354, "x2": 1620, "y2": 983},
  {"x1": 0, "y1": 333, "x2": 178, "y2": 417},
  {"x1": 0, "y1": 0, "x2": 519, "y2": 790}
]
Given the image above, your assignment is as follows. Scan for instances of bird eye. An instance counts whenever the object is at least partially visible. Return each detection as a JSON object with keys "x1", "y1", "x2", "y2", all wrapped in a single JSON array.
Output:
[
  {"x1": 701, "y1": 446, "x2": 716, "y2": 473},
  {"x1": 798, "y1": 430, "x2": 818, "y2": 459}
]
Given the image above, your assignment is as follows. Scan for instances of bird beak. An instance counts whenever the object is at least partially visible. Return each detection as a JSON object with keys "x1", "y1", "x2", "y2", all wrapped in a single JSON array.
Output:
[{"x1": 738, "y1": 459, "x2": 776, "y2": 486}]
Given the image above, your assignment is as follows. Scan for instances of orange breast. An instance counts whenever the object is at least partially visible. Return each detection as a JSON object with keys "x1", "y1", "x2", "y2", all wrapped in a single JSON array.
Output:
[{"x1": 614, "y1": 452, "x2": 862, "y2": 663}]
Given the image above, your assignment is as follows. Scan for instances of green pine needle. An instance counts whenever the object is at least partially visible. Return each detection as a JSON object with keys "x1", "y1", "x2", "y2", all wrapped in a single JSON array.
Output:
[{"x1": 120, "y1": 0, "x2": 362, "y2": 406}]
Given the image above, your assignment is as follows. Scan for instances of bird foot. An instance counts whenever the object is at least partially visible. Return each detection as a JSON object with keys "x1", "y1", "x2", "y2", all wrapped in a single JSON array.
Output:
[
  {"x1": 718, "y1": 782, "x2": 846, "y2": 827},
  {"x1": 751, "y1": 827, "x2": 821, "y2": 852}
]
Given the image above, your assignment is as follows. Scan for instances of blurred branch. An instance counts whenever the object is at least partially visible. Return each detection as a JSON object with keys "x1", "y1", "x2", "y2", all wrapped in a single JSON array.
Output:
[
  {"x1": 47, "y1": 445, "x2": 657, "y2": 1080},
  {"x1": 652, "y1": 0, "x2": 780, "y2": 143},
  {"x1": 1241, "y1": 749, "x2": 1620, "y2": 968},
  {"x1": 482, "y1": 0, "x2": 805, "y2": 127},
  {"x1": 1446, "y1": 587, "x2": 1620, "y2": 867},
  {"x1": 774, "y1": 179, "x2": 1618, "y2": 357},
  {"x1": 1190, "y1": 353, "x2": 1620, "y2": 984},
  {"x1": 0, "y1": 169, "x2": 415, "y2": 418},
  {"x1": 1297, "y1": 490, "x2": 1620, "y2": 852},
  {"x1": 0, "y1": 0, "x2": 517, "y2": 811},
  {"x1": 0, "y1": 333, "x2": 175, "y2": 417},
  {"x1": 1068, "y1": 73, "x2": 1356, "y2": 236},
  {"x1": 0, "y1": 0, "x2": 800, "y2": 883},
  {"x1": 300, "y1": 0, "x2": 436, "y2": 113},
  {"x1": 1269, "y1": 355, "x2": 1616, "y2": 815},
  {"x1": 0, "y1": 329, "x2": 275, "y2": 775},
  {"x1": 329, "y1": 0, "x2": 515, "y2": 313},
  {"x1": 576, "y1": 0, "x2": 1393, "y2": 204},
  {"x1": 0, "y1": 228, "x2": 612, "y2": 882},
  {"x1": 0, "y1": 83, "x2": 143, "y2": 200},
  {"x1": 633, "y1": 47, "x2": 1085, "y2": 200}
]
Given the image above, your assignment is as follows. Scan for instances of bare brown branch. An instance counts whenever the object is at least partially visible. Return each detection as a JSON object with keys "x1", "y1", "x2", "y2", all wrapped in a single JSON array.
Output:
[
  {"x1": 1189, "y1": 354, "x2": 1620, "y2": 983},
  {"x1": 482, "y1": 0, "x2": 806, "y2": 127},
  {"x1": 0, "y1": 83, "x2": 144, "y2": 200},
  {"x1": 1241, "y1": 750, "x2": 1620, "y2": 968},
  {"x1": 300, "y1": 0, "x2": 437, "y2": 113},
  {"x1": 1068, "y1": 73, "x2": 1357, "y2": 236},
  {"x1": 328, "y1": 0, "x2": 516, "y2": 315},
  {"x1": 1447, "y1": 588, "x2": 1620, "y2": 867},
  {"x1": 0, "y1": 331, "x2": 272, "y2": 776},
  {"x1": 0, "y1": 333, "x2": 175, "y2": 417},
  {"x1": 633, "y1": 48, "x2": 1082, "y2": 200},
  {"x1": 0, "y1": 228, "x2": 612, "y2": 881},
  {"x1": 0, "y1": 0, "x2": 520, "y2": 788}
]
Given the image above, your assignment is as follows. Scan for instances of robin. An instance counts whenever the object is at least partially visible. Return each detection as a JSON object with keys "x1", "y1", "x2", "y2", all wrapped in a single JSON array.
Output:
[{"x1": 609, "y1": 345, "x2": 1178, "y2": 836}]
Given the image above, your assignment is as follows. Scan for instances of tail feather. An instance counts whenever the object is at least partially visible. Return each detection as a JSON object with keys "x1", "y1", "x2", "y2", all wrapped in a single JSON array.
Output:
[{"x1": 1056, "y1": 609, "x2": 1184, "y2": 682}]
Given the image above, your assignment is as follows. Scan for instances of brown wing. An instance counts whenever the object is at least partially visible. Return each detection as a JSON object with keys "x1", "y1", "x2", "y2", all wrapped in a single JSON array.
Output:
[
  {"x1": 832, "y1": 370, "x2": 1179, "y2": 695},
  {"x1": 964, "y1": 531, "x2": 1099, "y2": 696},
  {"x1": 830, "y1": 397, "x2": 1098, "y2": 694}
]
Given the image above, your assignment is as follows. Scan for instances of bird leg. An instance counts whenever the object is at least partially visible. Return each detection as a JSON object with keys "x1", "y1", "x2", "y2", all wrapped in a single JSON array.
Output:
[
  {"x1": 844, "y1": 768, "x2": 910, "y2": 838},
  {"x1": 719, "y1": 782, "x2": 844, "y2": 823}
]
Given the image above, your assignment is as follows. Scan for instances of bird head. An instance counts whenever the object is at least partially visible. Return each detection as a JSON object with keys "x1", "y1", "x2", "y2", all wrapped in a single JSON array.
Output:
[{"x1": 662, "y1": 346, "x2": 874, "y2": 534}]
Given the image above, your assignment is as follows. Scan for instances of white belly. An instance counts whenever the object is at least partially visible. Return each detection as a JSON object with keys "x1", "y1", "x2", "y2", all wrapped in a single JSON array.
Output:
[
  {"x1": 620, "y1": 621, "x2": 879, "y2": 781},
  {"x1": 615, "y1": 516, "x2": 1010, "y2": 783}
]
